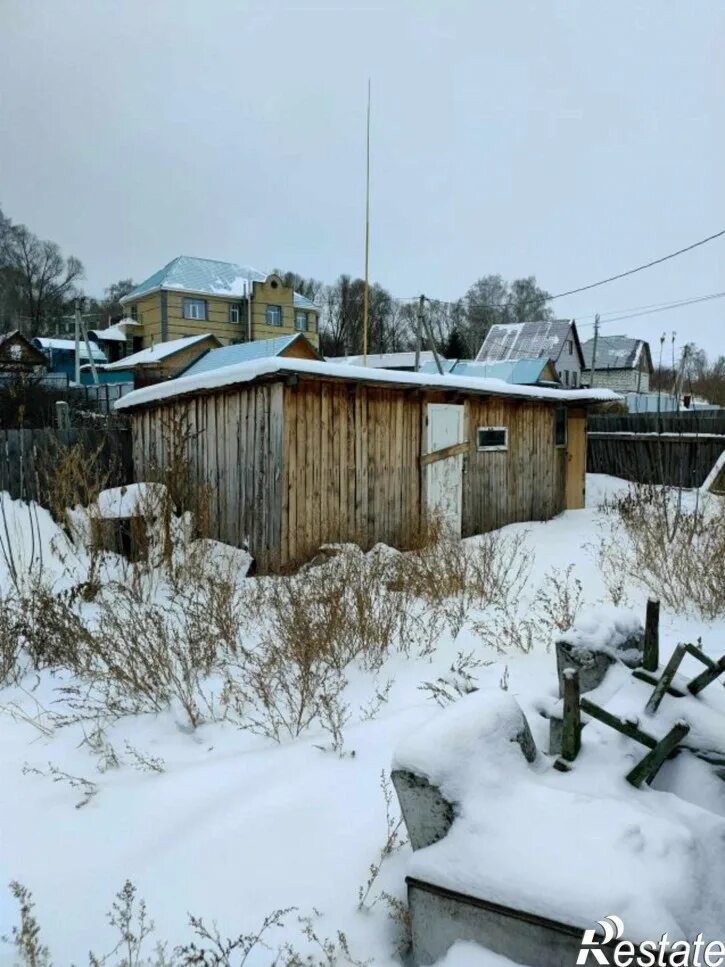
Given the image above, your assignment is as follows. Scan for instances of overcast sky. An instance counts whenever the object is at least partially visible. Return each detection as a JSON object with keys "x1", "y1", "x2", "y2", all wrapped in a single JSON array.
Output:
[{"x1": 1, "y1": 0, "x2": 723, "y2": 358}]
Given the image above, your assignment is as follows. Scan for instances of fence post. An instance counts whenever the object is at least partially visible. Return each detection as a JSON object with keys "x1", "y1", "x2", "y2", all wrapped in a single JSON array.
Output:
[
  {"x1": 560, "y1": 668, "x2": 581, "y2": 763},
  {"x1": 55, "y1": 400, "x2": 71, "y2": 430},
  {"x1": 643, "y1": 598, "x2": 660, "y2": 672}
]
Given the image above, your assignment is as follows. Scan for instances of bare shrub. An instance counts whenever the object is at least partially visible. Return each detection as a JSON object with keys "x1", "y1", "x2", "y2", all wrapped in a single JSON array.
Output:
[
  {"x1": 357, "y1": 772, "x2": 407, "y2": 911},
  {"x1": 4, "y1": 880, "x2": 369, "y2": 967},
  {"x1": 221, "y1": 546, "x2": 435, "y2": 742},
  {"x1": 534, "y1": 564, "x2": 584, "y2": 642},
  {"x1": 601, "y1": 485, "x2": 725, "y2": 619},
  {"x1": 396, "y1": 530, "x2": 533, "y2": 636},
  {"x1": 419, "y1": 650, "x2": 491, "y2": 706},
  {"x1": 474, "y1": 604, "x2": 537, "y2": 655}
]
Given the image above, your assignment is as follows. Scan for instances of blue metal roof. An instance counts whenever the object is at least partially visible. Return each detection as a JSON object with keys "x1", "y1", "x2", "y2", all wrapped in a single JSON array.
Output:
[
  {"x1": 179, "y1": 334, "x2": 309, "y2": 378},
  {"x1": 120, "y1": 256, "x2": 320, "y2": 309},
  {"x1": 420, "y1": 358, "x2": 553, "y2": 385}
]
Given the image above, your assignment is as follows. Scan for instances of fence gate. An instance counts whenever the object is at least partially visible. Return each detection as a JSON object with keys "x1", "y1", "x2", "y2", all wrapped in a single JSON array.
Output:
[{"x1": 425, "y1": 403, "x2": 465, "y2": 537}]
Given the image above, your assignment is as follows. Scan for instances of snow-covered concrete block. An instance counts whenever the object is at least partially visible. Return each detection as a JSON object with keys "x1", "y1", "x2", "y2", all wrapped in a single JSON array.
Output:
[
  {"x1": 392, "y1": 694, "x2": 536, "y2": 853},
  {"x1": 555, "y1": 607, "x2": 644, "y2": 696}
]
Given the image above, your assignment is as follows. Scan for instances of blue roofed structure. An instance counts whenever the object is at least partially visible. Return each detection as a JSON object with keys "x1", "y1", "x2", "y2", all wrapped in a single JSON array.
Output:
[
  {"x1": 420, "y1": 357, "x2": 559, "y2": 386},
  {"x1": 178, "y1": 333, "x2": 322, "y2": 379}
]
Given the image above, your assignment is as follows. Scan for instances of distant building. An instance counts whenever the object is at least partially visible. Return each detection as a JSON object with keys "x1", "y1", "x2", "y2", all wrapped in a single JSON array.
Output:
[
  {"x1": 119, "y1": 256, "x2": 320, "y2": 352},
  {"x1": 33, "y1": 337, "x2": 107, "y2": 380},
  {"x1": 0, "y1": 331, "x2": 48, "y2": 372},
  {"x1": 179, "y1": 333, "x2": 322, "y2": 379},
  {"x1": 92, "y1": 333, "x2": 222, "y2": 388},
  {"x1": 476, "y1": 320, "x2": 584, "y2": 388},
  {"x1": 581, "y1": 335, "x2": 653, "y2": 393}
]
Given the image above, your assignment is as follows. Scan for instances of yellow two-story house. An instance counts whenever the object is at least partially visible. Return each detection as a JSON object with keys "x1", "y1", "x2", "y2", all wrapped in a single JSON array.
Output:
[{"x1": 119, "y1": 256, "x2": 320, "y2": 352}]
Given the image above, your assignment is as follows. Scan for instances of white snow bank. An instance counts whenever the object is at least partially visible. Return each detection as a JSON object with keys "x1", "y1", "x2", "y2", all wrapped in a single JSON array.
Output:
[
  {"x1": 95, "y1": 483, "x2": 169, "y2": 519},
  {"x1": 400, "y1": 686, "x2": 725, "y2": 943},
  {"x1": 436, "y1": 942, "x2": 529, "y2": 967},
  {"x1": 558, "y1": 606, "x2": 643, "y2": 658},
  {"x1": 115, "y1": 356, "x2": 620, "y2": 411},
  {"x1": 393, "y1": 692, "x2": 534, "y2": 803}
]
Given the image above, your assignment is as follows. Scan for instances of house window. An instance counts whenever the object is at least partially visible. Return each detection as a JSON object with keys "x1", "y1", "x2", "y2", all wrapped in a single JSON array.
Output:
[
  {"x1": 571, "y1": 371, "x2": 578, "y2": 388},
  {"x1": 266, "y1": 305, "x2": 283, "y2": 327},
  {"x1": 295, "y1": 310, "x2": 308, "y2": 332},
  {"x1": 555, "y1": 408, "x2": 567, "y2": 447},
  {"x1": 477, "y1": 426, "x2": 508, "y2": 451},
  {"x1": 130, "y1": 304, "x2": 138, "y2": 321},
  {"x1": 564, "y1": 370, "x2": 569, "y2": 386},
  {"x1": 183, "y1": 298, "x2": 207, "y2": 321},
  {"x1": 568, "y1": 339, "x2": 573, "y2": 355},
  {"x1": 229, "y1": 304, "x2": 240, "y2": 324}
]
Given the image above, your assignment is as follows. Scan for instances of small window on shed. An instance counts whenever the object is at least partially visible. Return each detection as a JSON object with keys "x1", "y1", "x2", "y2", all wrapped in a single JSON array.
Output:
[
  {"x1": 555, "y1": 407, "x2": 567, "y2": 447},
  {"x1": 477, "y1": 426, "x2": 508, "y2": 451}
]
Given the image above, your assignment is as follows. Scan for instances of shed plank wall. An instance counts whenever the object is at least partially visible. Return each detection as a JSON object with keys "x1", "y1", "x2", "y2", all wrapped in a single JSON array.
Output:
[
  {"x1": 462, "y1": 397, "x2": 567, "y2": 535},
  {"x1": 130, "y1": 379, "x2": 576, "y2": 572}
]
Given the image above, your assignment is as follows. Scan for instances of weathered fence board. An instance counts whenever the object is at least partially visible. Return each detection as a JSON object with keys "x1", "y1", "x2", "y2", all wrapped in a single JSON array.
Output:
[
  {"x1": 587, "y1": 412, "x2": 725, "y2": 486},
  {"x1": 0, "y1": 428, "x2": 133, "y2": 502}
]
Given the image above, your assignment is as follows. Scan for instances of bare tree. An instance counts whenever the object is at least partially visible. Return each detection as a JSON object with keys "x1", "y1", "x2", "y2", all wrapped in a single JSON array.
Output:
[{"x1": 4, "y1": 224, "x2": 84, "y2": 335}]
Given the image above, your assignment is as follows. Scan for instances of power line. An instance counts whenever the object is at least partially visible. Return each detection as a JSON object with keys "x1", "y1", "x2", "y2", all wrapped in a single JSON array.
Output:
[
  {"x1": 400, "y1": 227, "x2": 725, "y2": 311},
  {"x1": 574, "y1": 290, "x2": 725, "y2": 329}
]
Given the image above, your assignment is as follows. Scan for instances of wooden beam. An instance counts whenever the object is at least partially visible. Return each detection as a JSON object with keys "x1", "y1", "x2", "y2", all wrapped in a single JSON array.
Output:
[
  {"x1": 626, "y1": 721, "x2": 690, "y2": 787},
  {"x1": 687, "y1": 656, "x2": 725, "y2": 697},
  {"x1": 631, "y1": 669, "x2": 685, "y2": 697},
  {"x1": 420, "y1": 440, "x2": 470, "y2": 467},
  {"x1": 683, "y1": 642, "x2": 718, "y2": 671},
  {"x1": 580, "y1": 697, "x2": 658, "y2": 750},
  {"x1": 560, "y1": 668, "x2": 581, "y2": 763},
  {"x1": 645, "y1": 644, "x2": 687, "y2": 715}
]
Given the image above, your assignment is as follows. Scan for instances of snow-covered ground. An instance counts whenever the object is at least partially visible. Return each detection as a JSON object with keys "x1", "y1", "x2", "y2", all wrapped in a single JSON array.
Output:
[{"x1": 0, "y1": 475, "x2": 723, "y2": 965}]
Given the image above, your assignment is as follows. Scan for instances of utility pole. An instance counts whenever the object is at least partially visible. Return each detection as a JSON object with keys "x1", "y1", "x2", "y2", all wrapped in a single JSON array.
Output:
[
  {"x1": 74, "y1": 299, "x2": 81, "y2": 384},
  {"x1": 589, "y1": 314, "x2": 600, "y2": 388},
  {"x1": 415, "y1": 295, "x2": 423, "y2": 372},
  {"x1": 362, "y1": 78, "x2": 371, "y2": 366},
  {"x1": 420, "y1": 298, "x2": 444, "y2": 374}
]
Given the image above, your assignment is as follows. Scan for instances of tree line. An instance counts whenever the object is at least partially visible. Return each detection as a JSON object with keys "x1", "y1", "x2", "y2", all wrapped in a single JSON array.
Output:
[
  {"x1": 275, "y1": 269, "x2": 553, "y2": 358},
  {"x1": 0, "y1": 206, "x2": 554, "y2": 357}
]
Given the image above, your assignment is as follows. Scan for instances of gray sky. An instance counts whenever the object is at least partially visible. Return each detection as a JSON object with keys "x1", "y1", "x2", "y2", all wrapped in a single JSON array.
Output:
[{"x1": 1, "y1": 0, "x2": 723, "y2": 359}]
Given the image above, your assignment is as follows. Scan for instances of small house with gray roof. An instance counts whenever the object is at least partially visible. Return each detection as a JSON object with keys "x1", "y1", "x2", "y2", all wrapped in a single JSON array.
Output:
[
  {"x1": 118, "y1": 256, "x2": 320, "y2": 353},
  {"x1": 476, "y1": 320, "x2": 584, "y2": 389},
  {"x1": 580, "y1": 335, "x2": 653, "y2": 393}
]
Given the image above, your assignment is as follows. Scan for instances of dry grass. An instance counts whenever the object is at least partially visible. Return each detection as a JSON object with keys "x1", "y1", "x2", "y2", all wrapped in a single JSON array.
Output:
[{"x1": 600, "y1": 484, "x2": 725, "y2": 619}]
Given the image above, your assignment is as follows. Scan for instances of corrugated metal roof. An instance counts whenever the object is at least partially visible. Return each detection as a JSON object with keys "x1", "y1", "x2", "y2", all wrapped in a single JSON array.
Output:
[
  {"x1": 420, "y1": 358, "x2": 553, "y2": 384},
  {"x1": 581, "y1": 335, "x2": 651, "y2": 372},
  {"x1": 477, "y1": 320, "x2": 575, "y2": 364},
  {"x1": 120, "y1": 256, "x2": 321, "y2": 310},
  {"x1": 326, "y1": 351, "x2": 439, "y2": 369},
  {"x1": 180, "y1": 334, "x2": 309, "y2": 378}
]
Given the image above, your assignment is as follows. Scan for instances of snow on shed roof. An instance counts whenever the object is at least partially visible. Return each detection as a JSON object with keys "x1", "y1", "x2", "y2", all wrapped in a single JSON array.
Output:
[
  {"x1": 115, "y1": 356, "x2": 618, "y2": 412},
  {"x1": 326, "y1": 351, "x2": 439, "y2": 369},
  {"x1": 34, "y1": 337, "x2": 107, "y2": 361},
  {"x1": 89, "y1": 324, "x2": 131, "y2": 343},
  {"x1": 119, "y1": 256, "x2": 321, "y2": 309},
  {"x1": 102, "y1": 333, "x2": 217, "y2": 371},
  {"x1": 582, "y1": 335, "x2": 653, "y2": 373},
  {"x1": 477, "y1": 320, "x2": 577, "y2": 364},
  {"x1": 420, "y1": 358, "x2": 555, "y2": 385},
  {"x1": 180, "y1": 334, "x2": 320, "y2": 378}
]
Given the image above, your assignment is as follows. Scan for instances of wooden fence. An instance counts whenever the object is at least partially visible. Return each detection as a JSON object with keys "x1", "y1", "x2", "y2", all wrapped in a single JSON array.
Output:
[
  {"x1": 587, "y1": 412, "x2": 725, "y2": 486},
  {"x1": 0, "y1": 427, "x2": 133, "y2": 502}
]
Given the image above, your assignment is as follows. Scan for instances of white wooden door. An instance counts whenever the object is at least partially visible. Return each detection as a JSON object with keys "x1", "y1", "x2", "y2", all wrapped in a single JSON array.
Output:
[{"x1": 426, "y1": 403, "x2": 465, "y2": 537}]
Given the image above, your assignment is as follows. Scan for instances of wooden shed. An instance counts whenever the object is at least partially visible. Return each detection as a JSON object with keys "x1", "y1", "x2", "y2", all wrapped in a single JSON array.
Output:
[{"x1": 116, "y1": 359, "x2": 616, "y2": 572}]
